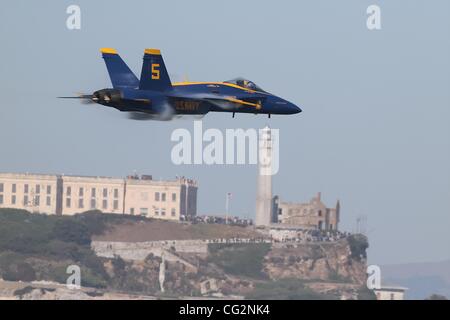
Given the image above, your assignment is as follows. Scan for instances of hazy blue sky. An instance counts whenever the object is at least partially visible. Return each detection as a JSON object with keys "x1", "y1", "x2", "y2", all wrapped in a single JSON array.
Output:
[{"x1": 0, "y1": 1, "x2": 449, "y2": 265}]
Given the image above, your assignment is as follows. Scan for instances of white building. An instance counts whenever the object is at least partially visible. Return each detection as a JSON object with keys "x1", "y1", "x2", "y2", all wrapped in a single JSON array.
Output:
[
  {"x1": 0, "y1": 172, "x2": 197, "y2": 221},
  {"x1": 0, "y1": 173, "x2": 61, "y2": 214}
]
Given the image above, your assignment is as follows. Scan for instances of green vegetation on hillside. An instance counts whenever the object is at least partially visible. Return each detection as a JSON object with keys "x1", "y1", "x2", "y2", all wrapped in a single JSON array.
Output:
[
  {"x1": 0, "y1": 208, "x2": 147, "y2": 288},
  {"x1": 207, "y1": 243, "x2": 271, "y2": 279}
]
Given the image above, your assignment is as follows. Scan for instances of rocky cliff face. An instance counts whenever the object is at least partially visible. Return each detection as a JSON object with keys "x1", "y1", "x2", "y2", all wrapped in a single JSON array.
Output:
[
  {"x1": 88, "y1": 235, "x2": 370, "y2": 299},
  {"x1": 1, "y1": 235, "x2": 371, "y2": 299},
  {"x1": 264, "y1": 238, "x2": 367, "y2": 285}
]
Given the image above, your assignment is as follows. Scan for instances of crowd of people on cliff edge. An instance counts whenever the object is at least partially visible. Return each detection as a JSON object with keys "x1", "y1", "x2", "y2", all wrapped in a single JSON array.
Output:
[
  {"x1": 180, "y1": 215, "x2": 350, "y2": 244},
  {"x1": 269, "y1": 229, "x2": 349, "y2": 243},
  {"x1": 181, "y1": 214, "x2": 253, "y2": 227},
  {"x1": 202, "y1": 230, "x2": 349, "y2": 245}
]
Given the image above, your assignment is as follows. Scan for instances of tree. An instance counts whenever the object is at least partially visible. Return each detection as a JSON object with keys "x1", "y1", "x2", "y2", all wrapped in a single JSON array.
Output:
[{"x1": 52, "y1": 219, "x2": 91, "y2": 245}]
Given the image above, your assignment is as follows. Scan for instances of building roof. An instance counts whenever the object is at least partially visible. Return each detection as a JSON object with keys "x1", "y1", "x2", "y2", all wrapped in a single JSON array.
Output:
[{"x1": 0, "y1": 172, "x2": 197, "y2": 186}]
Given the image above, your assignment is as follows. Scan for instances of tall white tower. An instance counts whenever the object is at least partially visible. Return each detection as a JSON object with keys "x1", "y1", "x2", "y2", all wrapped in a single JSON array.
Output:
[{"x1": 255, "y1": 126, "x2": 273, "y2": 227}]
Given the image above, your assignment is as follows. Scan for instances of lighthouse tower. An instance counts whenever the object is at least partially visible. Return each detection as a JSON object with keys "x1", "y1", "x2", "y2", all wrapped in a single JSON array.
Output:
[{"x1": 255, "y1": 126, "x2": 273, "y2": 227}]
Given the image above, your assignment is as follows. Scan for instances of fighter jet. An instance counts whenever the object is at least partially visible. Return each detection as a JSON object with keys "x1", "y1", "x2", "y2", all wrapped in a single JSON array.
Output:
[{"x1": 60, "y1": 48, "x2": 301, "y2": 120}]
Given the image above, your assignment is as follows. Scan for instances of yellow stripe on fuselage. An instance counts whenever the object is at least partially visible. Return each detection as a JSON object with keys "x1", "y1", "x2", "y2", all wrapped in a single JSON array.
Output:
[
  {"x1": 224, "y1": 97, "x2": 260, "y2": 108},
  {"x1": 172, "y1": 81, "x2": 263, "y2": 94}
]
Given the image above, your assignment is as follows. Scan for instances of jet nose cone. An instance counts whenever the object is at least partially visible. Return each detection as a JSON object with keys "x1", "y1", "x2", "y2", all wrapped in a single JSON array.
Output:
[{"x1": 290, "y1": 103, "x2": 302, "y2": 114}]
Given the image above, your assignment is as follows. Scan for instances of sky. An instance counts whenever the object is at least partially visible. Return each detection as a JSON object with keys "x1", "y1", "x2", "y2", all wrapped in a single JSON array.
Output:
[{"x1": 0, "y1": 0, "x2": 449, "y2": 265}]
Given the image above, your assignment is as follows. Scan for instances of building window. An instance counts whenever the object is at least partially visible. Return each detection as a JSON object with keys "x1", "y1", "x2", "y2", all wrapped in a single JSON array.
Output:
[
  {"x1": 140, "y1": 208, "x2": 148, "y2": 216},
  {"x1": 0, "y1": 183, "x2": 3, "y2": 193},
  {"x1": 172, "y1": 193, "x2": 176, "y2": 202},
  {"x1": 66, "y1": 198, "x2": 71, "y2": 208},
  {"x1": 318, "y1": 210, "x2": 322, "y2": 217},
  {"x1": 90, "y1": 199, "x2": 96, "y2": 209},
  {"x1": 78, "y1": 198, "x2": 84, "y2": 209},
  {"x1": 11, "y1": 195, "x2": 16, "y2": 205},
  {"x1": 12, "y1": 184, "x2": 16, "y2": 193},
  {"x1": 154, "y1": 208, "x2": 159, "y2": 216},
  {"x1": 114, "y1": 189, "x2": 119, "y2": 198},
  {"x1": 35, "y1": 196, "x2": 40, "y2": 206},
  {"x1": 171, "y1": 208, "x2": 176, "y2": 217},
  {"x1": 155, "y1": 192, "x2": 160, "y2": 201},
  {"x1": 67, "y1": 186, "x2": 71, "y2": 196},
  {"x1": 103, "y1": 188, "x2": 108, "y2": 198},
  {"x1": 24, "y1": 184, "x2": 29, "y2": 193},
  {"x1": 0, "y1": 195, "x2": 3, "y2": 205},
  {"x1": 79, "y1": 188, "x2": 84, "y2": 197},
  {"x1": 36, "y1": 185, "x2": 40, "y2": 194},
  {"x1": 161, "y1": 193, "x2": 166, "y2": 202},
  {"x1": 24, "y1": 195, "x2": 29, "y2": 205},
  {"x1": 161, "y1": 208, "x2": 166, "y2": 216},
  {"x1": 102, "y1": 199, "x2": 107, "y2": 210},
  {"x1": 91, "y1": 188, "x2": 96, "y2": 197},
  {"x1": 47, "y1": 185, "x2": 51, "y2": 195},
  {"x1": 113, "y1": 200, "x2": 119, "y2": 210},
  {"x1": 130, "y1": 208, "x2": 135, "y2": 215},
  {"x1": 46, "y1": 196, "x2": 51, "y2": 206}
]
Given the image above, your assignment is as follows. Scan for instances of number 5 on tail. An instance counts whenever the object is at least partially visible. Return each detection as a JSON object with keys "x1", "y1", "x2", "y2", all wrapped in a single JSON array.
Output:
[{"x1": 152, "y1": 64, "x2": 160, "y2": 80}]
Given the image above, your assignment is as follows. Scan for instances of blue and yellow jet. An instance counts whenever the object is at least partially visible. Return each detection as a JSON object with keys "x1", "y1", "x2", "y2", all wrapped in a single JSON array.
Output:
[{"x1": 61, "y1": 48, "x2": 302, "y2": 120}]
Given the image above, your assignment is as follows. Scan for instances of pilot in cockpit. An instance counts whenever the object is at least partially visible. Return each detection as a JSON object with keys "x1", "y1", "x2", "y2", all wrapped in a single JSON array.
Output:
[
  {"x1": 225, "y1": 78, "x2": 265, "y2": 92},
  {"x1": 236, "y1": 79, "x2": 257, "y2": 90}
]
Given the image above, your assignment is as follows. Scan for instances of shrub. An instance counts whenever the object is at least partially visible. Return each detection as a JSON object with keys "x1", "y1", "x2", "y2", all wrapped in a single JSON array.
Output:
[
  {"x1": 80, "y1": 267, "x2": 108, "y2": 288},
  {"x1": 207, "y1": 243, "x2": 271, "y2": 279},
  {"x1": 2, "y1": 261, "x2": 36, "y2": 282},
  {"x1": 347, "y1": 234, "x2": 369, "y2": 261},
  {"x1": 13, "y1": 286, "x2": 35, "y2": 297},
  {"x1": 52, "y1": 219, "x2": 91, "y2": 246},
  {"x1": 328, "y1": 269, "x2": 351, "y2": 283}
]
